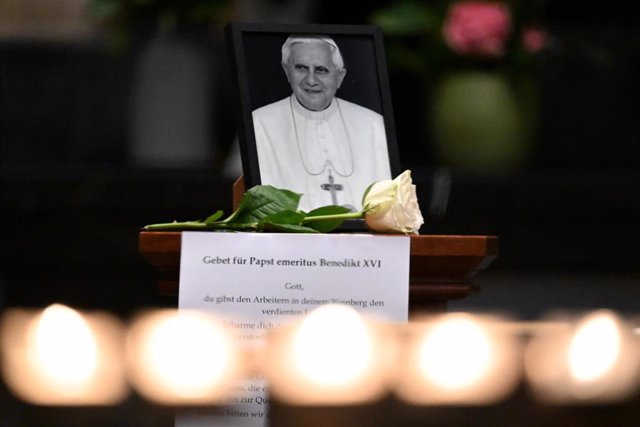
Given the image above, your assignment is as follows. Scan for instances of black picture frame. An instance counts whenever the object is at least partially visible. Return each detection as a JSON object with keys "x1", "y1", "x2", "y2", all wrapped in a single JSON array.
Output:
[{"x1": 225, "y1": 22, "x2": 401, "y2": 207}]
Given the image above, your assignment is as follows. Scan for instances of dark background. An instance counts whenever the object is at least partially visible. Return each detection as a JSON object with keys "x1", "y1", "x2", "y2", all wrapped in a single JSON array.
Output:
[
  {"x1": 1, "y1": 0, "x2": 640, "y2": 425},
  {"x1": 3, "y1": 0, "x2": 638, "y2": 316}
]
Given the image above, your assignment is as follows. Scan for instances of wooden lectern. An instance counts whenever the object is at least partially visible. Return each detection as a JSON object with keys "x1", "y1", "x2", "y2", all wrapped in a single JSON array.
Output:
[{"x1": 138, "y1": 177, "x2": 498, "y2": 312}]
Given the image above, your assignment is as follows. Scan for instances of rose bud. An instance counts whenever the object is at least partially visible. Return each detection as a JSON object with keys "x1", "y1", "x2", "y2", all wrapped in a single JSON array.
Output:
[{"x1": 362, "y1": 170, "x2": 424, "y2": 234}]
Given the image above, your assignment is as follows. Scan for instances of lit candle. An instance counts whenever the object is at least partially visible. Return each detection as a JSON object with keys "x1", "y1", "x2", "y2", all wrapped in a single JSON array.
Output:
[
  {"x1": 265, "y1": 304, "x2": 395, "y2": 405},
  {"x1": 126, "y1": 309, "x2": 242, "y2": 405},
  {"x1": 0, "y1": 304, "x2": 127, "y2": 405},
  {"x1": 394, "y1": 313, "x2": 521, "y2": 405},
  {"x1": 525, "y1": 310, "x2": 639, "y2": 403}
]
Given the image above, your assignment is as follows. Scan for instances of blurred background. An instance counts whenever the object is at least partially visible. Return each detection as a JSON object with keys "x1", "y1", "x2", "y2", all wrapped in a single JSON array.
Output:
[{"x1": 1, "y1": 0, "x2": 639, "y2": 425}]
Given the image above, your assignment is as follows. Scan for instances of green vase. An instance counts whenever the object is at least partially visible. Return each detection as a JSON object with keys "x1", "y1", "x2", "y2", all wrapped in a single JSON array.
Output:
[{"x1": 430, "y1": 71, "x2": 536, "y2": 173}]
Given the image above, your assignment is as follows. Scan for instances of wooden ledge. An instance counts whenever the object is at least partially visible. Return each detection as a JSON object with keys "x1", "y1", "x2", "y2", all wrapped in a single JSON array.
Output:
[{"x1": 139, "y1": 232, "x2": 498, "y2": 311}]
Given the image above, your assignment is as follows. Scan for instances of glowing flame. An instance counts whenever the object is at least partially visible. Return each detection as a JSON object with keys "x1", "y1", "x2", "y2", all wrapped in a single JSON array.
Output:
[
  {"x1": 292, "y1": 305, "x2": 374, "y2": 387},
  {"x1": 266, "y1": 304, "x2": 392, "y2": 405},
  {"x1": 568, "y1": 312, "x2": 621, "y2": 383},
  {"x1": 525, "y1": 310, "x2": 640, "y2": 403},
  {"x1": 417, "y1": 315, "x2": 492, "y2": 389},
  {"x1": 28, "y1": 304, "x2": 99, "y2": 394},
  {"x1": 394, "y1": 314, "x2": 520, "y2": 405},
  {"x1": 127, "y1": 310, "x2": 238, "y2": 404},
  {"x1": 0, "y1": 304, "x2": 126, "y2": 405}
]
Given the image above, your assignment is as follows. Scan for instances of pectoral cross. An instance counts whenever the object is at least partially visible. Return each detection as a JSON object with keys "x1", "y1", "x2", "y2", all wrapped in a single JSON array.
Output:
[{"x1": 320, "y1": 169, "x2": 343, "y2": 205}]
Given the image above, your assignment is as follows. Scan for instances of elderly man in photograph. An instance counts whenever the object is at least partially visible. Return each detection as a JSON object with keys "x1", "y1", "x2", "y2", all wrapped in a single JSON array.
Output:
[{"x1": 252, "y1": 35, "x2": 391, "y2": 212}]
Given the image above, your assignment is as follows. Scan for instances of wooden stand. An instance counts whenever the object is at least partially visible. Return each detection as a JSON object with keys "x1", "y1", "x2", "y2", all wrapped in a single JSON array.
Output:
[
  {"x1": 139, "y1": 232, "x2": 497, "y2": 312},
  {"x1": 139, "y1": 176, "x2": 497, "y2": 312}
]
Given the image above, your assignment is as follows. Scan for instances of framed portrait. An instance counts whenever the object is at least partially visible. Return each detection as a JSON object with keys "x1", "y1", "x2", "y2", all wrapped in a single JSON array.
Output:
[{"x1": 225, "y1": 22, "x2": 400, "y2": 213}]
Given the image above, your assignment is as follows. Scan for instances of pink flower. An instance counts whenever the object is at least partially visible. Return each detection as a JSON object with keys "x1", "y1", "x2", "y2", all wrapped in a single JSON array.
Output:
[
  {"x1": 522, "y1": 27, "x2": 547, "y2": 53},
  {"x1": 442, "y1": 1, "x2": 512, "y2": 58}
]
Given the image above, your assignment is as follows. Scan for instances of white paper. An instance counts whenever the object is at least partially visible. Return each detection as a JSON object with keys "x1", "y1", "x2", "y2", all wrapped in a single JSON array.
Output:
[{"x1": 177, "y1": 232, "x2": 410, "y2": 426}]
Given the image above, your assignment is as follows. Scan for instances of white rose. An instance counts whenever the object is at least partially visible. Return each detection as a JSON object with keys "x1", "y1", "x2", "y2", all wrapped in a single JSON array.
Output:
[{"x1": 362, "y1": 170, "x2": 424, "y2": 234}]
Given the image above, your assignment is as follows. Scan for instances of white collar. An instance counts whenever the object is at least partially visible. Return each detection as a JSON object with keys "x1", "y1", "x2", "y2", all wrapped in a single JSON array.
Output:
[{"x1": 290, "y1": 94, "x2": 338, "y2": 120}]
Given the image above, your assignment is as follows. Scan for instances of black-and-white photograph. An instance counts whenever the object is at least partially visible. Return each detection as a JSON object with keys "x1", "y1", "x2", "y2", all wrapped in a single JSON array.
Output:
[{"x1": 227, "y1": 23, "x2": 400, "y2": 212}]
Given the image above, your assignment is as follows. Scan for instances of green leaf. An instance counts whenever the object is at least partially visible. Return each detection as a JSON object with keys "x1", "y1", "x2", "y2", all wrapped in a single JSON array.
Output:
[
  {"x1": 222, "y1": 222, "x2": 259, "y2": 231},
  {"x1": 304, "y1": 205, "x2": 352, "y2": 232},
  {"x1": 255, "y1": 209, "x2": 315, "y2": 233},
  {"x1": 260, "y1": 210, "x2": 306, "y2": 225},
  {"x1": 204, "y1": 210, "x2": 224, "y2": 223},
  {"x1": 306, "y1": 205, "x2": 352, "y2": 217},
  {"x1": 261, "y1": 222, "x2": 319, "y2": 233},
  {"x1": 225, "y1": 185, "x2": 302, "y2": 225}
]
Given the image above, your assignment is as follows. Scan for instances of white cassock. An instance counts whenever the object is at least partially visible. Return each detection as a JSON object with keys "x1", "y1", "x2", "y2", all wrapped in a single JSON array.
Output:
[{"x1": 252, "y1": 94, "x2": 391, "y2": 212}]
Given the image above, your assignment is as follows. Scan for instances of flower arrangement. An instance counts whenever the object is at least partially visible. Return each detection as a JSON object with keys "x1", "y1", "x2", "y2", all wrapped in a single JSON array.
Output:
[
  {"x1": 371, "y1": 0, "x2": 547, "y2": 75},
  {"x1": 372, "y1": 1, "x2": 547, "y2": 173},
  {"x1": 144, "y1": 171, "x2": 424, "y2": 235}
]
